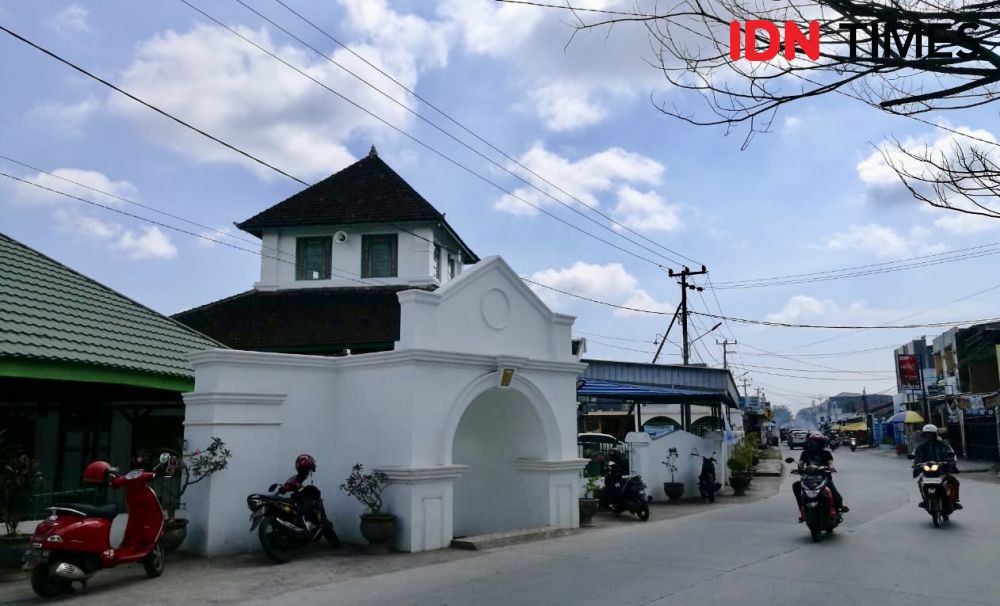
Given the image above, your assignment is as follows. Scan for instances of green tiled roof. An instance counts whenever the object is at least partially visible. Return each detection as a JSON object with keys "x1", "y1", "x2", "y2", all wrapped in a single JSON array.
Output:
[{"x1": 0, "y1": 232, "x2": 222, "y2": 391}]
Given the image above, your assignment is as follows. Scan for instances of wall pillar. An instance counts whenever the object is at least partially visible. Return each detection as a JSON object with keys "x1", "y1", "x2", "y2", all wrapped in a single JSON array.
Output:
[
  {"x1": 377, "y1": 465, "x2": 467, "y2": 552},
  {"x1": 513, "y1": 458, "x2": 588, "y2": 529},
  {"x1": 182, "y1": 392, "x2": 285, "y2": 556}
]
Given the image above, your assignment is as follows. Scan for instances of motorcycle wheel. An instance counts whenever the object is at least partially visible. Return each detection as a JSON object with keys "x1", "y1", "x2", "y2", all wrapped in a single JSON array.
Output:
[
  {"x1": 636, "y1": 502, "x2": 650, "y2": 521},
  {"x1": 143, "y1": 541, "x2": 166, "y2": 578},
  {"x1": 258, "y1": 518, "x2": 292, "y2": 564},
  {"x1": 930, "y1": 497, "x2": 941, "y2": 528},
  {"x1": 809, "y1": 525, "x2": 821, "y2": 542},
  {"x1": 31, "y1": 563, "x2": 72, "y2": 598}
]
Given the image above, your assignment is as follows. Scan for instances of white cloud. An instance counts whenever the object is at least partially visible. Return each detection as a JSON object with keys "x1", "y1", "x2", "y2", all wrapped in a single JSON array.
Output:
[
  {"x1": 443, "y1": 0, "x2": 666, "y2": 131},
  {"x1": 494, "y1": 144, "x2": 665, "y2": 218},
  {"x1": 823, "y1": 223, "x2": 910, "y2": 259},
  {"x1": 49, "y1": 4, "x2": 90, "y2": 35},
  {"x1": 116, "y1": 226, "x2": 178, "y2": 260},
  {"x1": 612, "y1": 187, "x2": 681, "y2": 232},
  {"x1": 766, "y1": 295, "x2": 838, "y2": 323},
  {"x1": 29, "y1": 98, "x2": 98, "y2": 135},
  {"x1": 528, "y1": 261, "x2": 671, "y2": 318},
  {"x1": 110, "y1": 1, "x2": 451, "y2": 180},
  {"x1": 6, "y1": 169, "x2": 137, "y2": 208},
  {"x1": 933, "y1": 212, "x2": 1000, "y2": 236},
  {"x1": 782, "y1": 116, "x2": 802, "y2": 133}
]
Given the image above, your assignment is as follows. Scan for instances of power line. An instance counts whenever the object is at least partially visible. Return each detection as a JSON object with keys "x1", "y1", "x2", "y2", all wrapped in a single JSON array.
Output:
[
  {"x1": 735, "y1": 362, "x2": 894, "y2": 375},
  {"x1": 0, "y1": 171, "x2": 380, "y2": 286},
  {"x1": 249, "y1": 0, "x2": 699, "y2": 267},
  {"x1": 495, "y1": 0, "x2": 659, "y2": 17},
  {"x1": 730, "y1": 366, "x2": 897, "y2": 382},
  {"x1": 173, "y1": 1, "x2": 673, "y2": 270}
]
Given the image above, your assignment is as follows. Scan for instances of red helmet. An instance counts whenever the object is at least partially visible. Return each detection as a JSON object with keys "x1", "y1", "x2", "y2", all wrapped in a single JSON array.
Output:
[
  {"x1": 83, "y1": 461, "x2": 116, "y2": 484},
  {"x1": 295, "y1": 454, "x2": 316, "y2": 475},
  {"x1": 807, "y1": 432, "x2": 828, "y2": 446}
]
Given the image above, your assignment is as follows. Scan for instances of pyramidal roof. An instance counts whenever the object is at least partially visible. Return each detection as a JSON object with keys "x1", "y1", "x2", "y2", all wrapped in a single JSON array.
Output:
[
  {"x1": 237, "y1": 148, "x2": 477, "y2": 261},
  {"x1": 0, "y1": 232, "x2": 222, "y2": 391}
]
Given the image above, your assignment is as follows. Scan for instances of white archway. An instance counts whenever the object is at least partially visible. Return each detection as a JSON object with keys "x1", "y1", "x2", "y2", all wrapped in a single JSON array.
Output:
[{"x1": 451, "y1": 385, "x2": 550, "y2": 537}]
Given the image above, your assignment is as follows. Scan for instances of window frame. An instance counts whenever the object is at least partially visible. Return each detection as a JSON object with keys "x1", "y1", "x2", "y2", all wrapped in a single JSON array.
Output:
[
  {"x1": 361, "y1": 233, "x2": 399, "y2": 278},
  {"x1": 433, "y1": 243, "x2": 442, "y2": 281},
  {"x1": 295, "y1": 236, "x2": 333, "y2": 281}
]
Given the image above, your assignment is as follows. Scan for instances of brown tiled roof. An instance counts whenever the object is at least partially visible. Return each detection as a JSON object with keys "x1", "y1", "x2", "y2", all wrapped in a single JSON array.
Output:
[
  {"x1": 236, "y1": 150, "x2": 478, "y2": 262},
  {"x1": 172, "y1": 286, "x2": 422, "y2": 354}
]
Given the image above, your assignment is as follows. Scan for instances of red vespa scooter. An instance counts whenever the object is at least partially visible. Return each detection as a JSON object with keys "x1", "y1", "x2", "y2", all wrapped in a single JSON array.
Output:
[{"x1": 24, "y1": 453, "x2": 173, "y2": 598}]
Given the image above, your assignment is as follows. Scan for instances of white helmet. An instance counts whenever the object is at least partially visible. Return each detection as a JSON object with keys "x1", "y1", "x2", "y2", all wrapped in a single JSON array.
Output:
[{"x1": 922, "y1": 424, "x2": 939, "y2": 434}]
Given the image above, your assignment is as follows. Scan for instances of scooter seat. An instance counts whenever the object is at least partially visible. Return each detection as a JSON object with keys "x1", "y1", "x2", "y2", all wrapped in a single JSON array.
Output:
[{"x1": 49, "y1": 503, "x2": 118, "y2": 519}]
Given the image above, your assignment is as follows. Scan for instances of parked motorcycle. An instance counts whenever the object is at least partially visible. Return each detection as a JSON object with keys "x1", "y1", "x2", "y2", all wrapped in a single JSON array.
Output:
[
  {"x1": 695, "y1": 450, "x2": 721, "y2": 503},
  {"x1": 849, "y1": 437, "x2": 857, "y2": 452},
  {"x1": 247, "y1": 480, "x2": 339, "y2": 563},
  {"x1": 915, "y1": 460, "x2": 957, "y2": 527},
  {"x1": 24, "y1": 453, "x2": 173, "y2": 598},
  {"x1": 602, "y1": 461, "x2": 650, "y2": 521},
  {"x1": 787, "y1": 458, "x2": 842, "y2": 542}
]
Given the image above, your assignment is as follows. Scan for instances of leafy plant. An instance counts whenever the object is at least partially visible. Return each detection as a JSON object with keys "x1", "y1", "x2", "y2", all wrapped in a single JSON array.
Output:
[
  {"x1": 583, "y1": 475, "x2": 600, "y2": 499},
  {"x1": 727, "y1": 438, "x2": 755, "y2": 473},
  {"x1": 0, "y1": 438, "x2": 43, "y2": 536},
  {"x1": 662, "y1": 447, "x2": 680, "y2": 483},
  {"x1": 340, "y1": 464, "x2": 390, "y2": 516},
  {"x1": 159, "y1": 437, "x2": 232, "y2": 520}
]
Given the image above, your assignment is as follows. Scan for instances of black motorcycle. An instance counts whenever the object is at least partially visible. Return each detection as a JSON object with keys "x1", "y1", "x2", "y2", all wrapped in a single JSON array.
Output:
[
  {"x1": 787, "y1": 458, "x2": 842, "y2": 542},
  {"x1": 915, "y1": 460, "x2": 956, "y2": 527},
  {"x1": 603, "y1": 462, "x2": 650, "y2": 521},
  {"x1": 696, "y1": 451, "x2": 721, "y2": 503},
  {"x1": 246, "y1": 482, "x2": 339, "y2": 563},
  {"x1": 849, "y1": 437, "x2": 857, "y2": 452}
]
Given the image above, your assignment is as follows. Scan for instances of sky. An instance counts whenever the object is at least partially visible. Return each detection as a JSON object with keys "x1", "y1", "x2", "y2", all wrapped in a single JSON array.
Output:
[{"x1": 2, "y1": 0, "x2": 999, "y2": 411}]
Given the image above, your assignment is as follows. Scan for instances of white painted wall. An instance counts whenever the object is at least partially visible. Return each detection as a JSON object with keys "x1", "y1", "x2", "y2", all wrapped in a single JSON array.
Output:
[
  {"x1": 626, "y1": 429, "x2": 728, "y2": 502},
  {"x1": 184, "y1": 257, "x2": 587, "y2": 556},
  {"x1": 254, "y1": 223, "x2": 466, "y2": 290}
]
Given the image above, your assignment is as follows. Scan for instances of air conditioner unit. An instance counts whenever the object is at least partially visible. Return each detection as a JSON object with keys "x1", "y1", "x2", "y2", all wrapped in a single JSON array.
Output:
[{"x1": 333, "y1": 231, "x2": 348, "y2": 244}]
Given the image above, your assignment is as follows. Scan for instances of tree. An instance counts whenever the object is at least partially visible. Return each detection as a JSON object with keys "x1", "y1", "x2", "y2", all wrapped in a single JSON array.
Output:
[
  {"x1": 772, "y1": 404, "x2": 793, "y2": 426},
  {"x1": 794, "y1": 406, "x2": 818, "y2": 428},
  {"x1": 513, "y1": 0, "x2": 1000, "y2": 219}
]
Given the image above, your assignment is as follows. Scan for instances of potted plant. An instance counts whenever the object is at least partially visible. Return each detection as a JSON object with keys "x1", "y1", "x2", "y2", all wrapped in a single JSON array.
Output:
[
  {"x1": 579, "y1": 475, "x2": 600, "y2": 527},
  {"x1": 0, "y1": 433, "x2": 42, "y2": 568},
  {"x1": 341, "y1": 464, "x2": 394, "y2": 550},
  {"x1": 159, "y1": 437, "x2": 232, "y2": 551},
  {"x1": 727, "y1": 439, "x2": 753, "y2": 496},
  {"x1": 661, "y1": 447, "x2": 685, "y2": 501}
]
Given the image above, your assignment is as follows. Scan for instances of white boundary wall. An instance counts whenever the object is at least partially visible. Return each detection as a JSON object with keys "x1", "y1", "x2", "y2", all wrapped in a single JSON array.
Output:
[{"x1": 626, "y1": 429, "x2": 730, "y2": 502}]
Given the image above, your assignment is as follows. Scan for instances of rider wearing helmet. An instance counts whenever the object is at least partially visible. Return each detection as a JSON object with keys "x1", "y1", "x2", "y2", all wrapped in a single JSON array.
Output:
[
  {"x1": 792, "y1": 432, "x2": 848, "y2": 521},
  {"x1": 913, "y1": 424, "x2": 962, "y2": 509}
]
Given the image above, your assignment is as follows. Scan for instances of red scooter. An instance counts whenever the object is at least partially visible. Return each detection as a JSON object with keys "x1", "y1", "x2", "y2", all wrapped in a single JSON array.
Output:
[{"x1": 24, "y1": 453, "x2": 173, "y2": 598}]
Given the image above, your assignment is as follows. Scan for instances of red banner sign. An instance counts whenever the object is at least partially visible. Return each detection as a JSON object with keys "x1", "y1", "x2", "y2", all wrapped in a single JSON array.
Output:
[{"x1": 897, "y1": 354, "x2": 921, "y2": 388}]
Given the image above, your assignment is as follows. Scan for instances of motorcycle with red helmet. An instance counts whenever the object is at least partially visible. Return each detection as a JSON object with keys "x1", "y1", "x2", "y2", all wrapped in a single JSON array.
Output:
[
  {"x1": 23, "y1": 453, "x2": 175, "y2": 598},
  {"x1": 246, "y1": 453, "x2": 339, "y2": 563}
]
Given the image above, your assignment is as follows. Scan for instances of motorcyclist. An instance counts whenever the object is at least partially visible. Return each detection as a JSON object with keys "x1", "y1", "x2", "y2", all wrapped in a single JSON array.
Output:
[
  {"x1": 792, "y1": 432, "x2": 848, "y2": 522},
  {"x1": 912, "y1": 424, "x2": 962, "y2": 509}
]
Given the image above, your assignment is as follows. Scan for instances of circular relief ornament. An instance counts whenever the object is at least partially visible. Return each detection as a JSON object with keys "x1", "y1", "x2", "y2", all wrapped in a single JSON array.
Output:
[{"x1": 481, "y1": 288, "x2": 511, "y2": 330}]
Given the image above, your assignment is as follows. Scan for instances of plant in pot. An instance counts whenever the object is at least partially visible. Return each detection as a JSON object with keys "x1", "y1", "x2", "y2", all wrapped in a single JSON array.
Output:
[
  {"x1": 341, "y1": 464, "x2": 393, "y2": 550},
  {"x1": 0, "y1": 432, "x2": 43, "y2": 569},
  {"x1": 727, "y1": 440, "x2": 753, "y2": 496},
  {"x1": 579, "y1": 475, "x2": 600, "y2": 527},
  {"x1": 159, "y1": 437, "x2": 232, "y2": 551},
  {"x1": 661, "y1": 447, "x2": 685, "y2": 502}
]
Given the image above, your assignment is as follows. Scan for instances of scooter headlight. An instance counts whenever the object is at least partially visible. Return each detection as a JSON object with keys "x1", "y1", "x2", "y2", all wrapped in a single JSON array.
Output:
[{"x1": 923, "y1": 464, "x2": 939, "y2": 472}]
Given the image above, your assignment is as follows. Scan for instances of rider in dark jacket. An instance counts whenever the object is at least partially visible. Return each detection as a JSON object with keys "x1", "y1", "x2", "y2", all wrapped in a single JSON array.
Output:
[
  {"x1": 912, "y1": 424, "x2": 962, "y2": 509},
  {"x1": 793, "y1": 432, "x2": 848, "y2": 521}
]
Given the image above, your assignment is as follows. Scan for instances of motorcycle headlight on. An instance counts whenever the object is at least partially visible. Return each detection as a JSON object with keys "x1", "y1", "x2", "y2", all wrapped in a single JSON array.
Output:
[
  {"x1": 923, "y1": 464, "x2": 939, "y2": 472},
  {"x1": 246, "y1": 496, "x2": 264, "y2": 511}
]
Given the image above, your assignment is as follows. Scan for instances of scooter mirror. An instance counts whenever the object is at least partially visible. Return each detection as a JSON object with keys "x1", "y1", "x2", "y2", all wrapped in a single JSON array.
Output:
[
  {"x1": 268, "y1": 483, "x2": 279, "y2": 492},
  {"x1": 159, "y1": 452, "x2": 170, "y2": 464},
  {"x1": 785, "y1": 457, "x2": 795, "y2": 464},
  {"x1": 906, "y1": 454, "x2": 915, "y2": 460}
]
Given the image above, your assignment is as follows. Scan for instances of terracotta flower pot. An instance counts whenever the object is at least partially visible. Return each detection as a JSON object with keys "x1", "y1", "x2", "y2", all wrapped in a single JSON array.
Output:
[
  {"x1": 359, "y1": 514, "x2": 395, "y2": 550},
  {"x1": 161, "y1": 518, "x2": 188, "y2": 552},
  {"x1": 579, "y1": 498, "x2": 599, "y2": 527},
  {"x1": 663, "y1": 482, "x2": 686, "y2": 502}
]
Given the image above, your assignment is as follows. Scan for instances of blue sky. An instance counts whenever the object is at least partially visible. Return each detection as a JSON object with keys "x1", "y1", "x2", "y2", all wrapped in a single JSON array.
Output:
[{"x1": 2, "y1": 0, "x2": 998, "y2": 409}]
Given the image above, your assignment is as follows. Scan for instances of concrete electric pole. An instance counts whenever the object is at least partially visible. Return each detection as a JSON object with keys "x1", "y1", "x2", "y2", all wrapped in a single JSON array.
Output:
[{"x1": 668, "y1": 265, "x2": 708, "y2": 365}]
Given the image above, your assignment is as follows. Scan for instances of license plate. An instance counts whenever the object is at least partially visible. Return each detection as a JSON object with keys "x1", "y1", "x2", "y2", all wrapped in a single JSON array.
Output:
[{"x1": 923, "y1": 477, "x2": 942, "y2": 485}]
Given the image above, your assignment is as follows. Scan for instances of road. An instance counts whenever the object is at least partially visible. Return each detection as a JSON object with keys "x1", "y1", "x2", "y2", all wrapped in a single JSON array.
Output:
[
  {"x1": 253, "y1": 449, "x2": 1000, "y2": 606},
  {"x1": 2, "y1": 449, "x2": 998, "y2": 605}
]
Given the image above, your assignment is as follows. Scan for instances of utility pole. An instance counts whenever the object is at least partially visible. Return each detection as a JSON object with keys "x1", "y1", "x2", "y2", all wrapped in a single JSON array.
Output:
[
  {"x1": 650, "y1": 307, "x2": 681, "y2": 364},
  {"x1": 717, "y1": 338, "x2": 737, "y2": 369},
  {"x1": 668, "y1": 265, "x2": 708, "y2": 365}
]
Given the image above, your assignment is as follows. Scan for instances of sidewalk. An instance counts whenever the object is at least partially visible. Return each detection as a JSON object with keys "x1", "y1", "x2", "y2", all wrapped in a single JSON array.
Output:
[{"x1": 863, "y1": 446, "x2": 997, "y2": 474}]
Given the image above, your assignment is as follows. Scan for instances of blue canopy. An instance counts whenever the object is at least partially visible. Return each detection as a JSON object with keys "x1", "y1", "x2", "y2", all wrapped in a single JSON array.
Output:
[{"x1": 577, "y1": 378, "x2": 714, "y2": 399}]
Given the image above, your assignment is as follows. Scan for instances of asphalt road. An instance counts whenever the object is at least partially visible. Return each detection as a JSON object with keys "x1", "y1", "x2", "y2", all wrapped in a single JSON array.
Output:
[
  {"x1": 3, "y1": 450, "x2": 998, "y2": 605},
  {"x1": 251, "y1": 449, "x2": 1000, "y2": 606}
]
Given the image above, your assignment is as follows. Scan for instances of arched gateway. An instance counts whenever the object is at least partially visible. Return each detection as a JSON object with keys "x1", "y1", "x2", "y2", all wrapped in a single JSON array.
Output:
[{"x1": 181, "y1": 257, "x2": 587, "y2": 556}]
